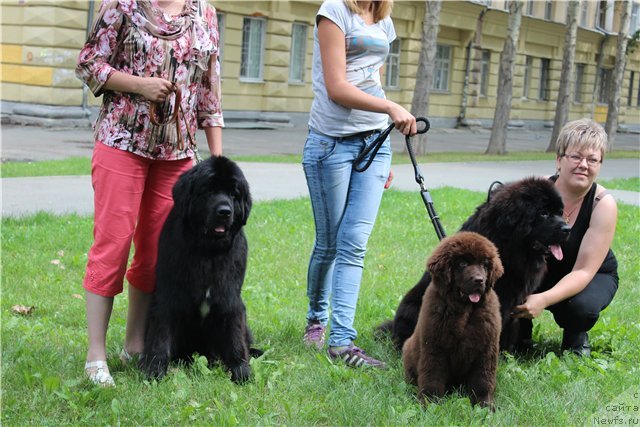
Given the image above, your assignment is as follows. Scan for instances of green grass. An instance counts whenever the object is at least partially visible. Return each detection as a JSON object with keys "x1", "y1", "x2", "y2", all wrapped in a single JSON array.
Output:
[
  {"x1": 2, "y1": 150, "x2": 638, "y2": 178},
  {"x1": 599, "y1": 177, "x2": 640, "y2": 192},
  {"x1": 2, "y1": 189, "x2": 639, "y2": 425}
]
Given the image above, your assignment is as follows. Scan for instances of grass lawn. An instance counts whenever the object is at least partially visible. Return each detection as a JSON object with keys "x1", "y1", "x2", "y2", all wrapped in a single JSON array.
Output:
[{"x1": 2, "y1": 188, "x2": 639, "y2": 425}]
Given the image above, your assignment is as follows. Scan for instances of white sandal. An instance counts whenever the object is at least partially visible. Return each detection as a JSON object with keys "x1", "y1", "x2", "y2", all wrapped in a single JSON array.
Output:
[
  {"x1": 85, "y1": 360, "x2": 115, "y2": 387},
  {"x1": 119, "y1": 349, "x2": 143, "y2": 364}
]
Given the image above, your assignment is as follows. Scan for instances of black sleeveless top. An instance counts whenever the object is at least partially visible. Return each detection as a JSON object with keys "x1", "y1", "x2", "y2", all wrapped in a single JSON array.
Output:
[{"x1": 541, "y1": 177, "x2": 618, "y2": 290}]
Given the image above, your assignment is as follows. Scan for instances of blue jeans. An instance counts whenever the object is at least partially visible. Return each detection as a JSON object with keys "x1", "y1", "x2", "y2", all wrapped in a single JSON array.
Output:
[{"x1": 302, "y1": 127, "x2": 392, "y2": 347}]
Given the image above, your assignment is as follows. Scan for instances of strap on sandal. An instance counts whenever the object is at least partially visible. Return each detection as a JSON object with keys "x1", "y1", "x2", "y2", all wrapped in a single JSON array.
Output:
[{"x1": 85, "y1": 360, "x2": 115, "y2": 387}]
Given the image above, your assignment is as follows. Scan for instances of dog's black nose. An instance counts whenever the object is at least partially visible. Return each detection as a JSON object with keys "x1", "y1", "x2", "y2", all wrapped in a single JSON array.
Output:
[
  {"x1": 217, "y1": 205, "x2": 232, "y2": 217},
  {"x1": 562, "y1": 224, "x2": 571, "y2": 234},
  {"x1": 473, "y1": 277, "x2": 485, "y2": 285}
]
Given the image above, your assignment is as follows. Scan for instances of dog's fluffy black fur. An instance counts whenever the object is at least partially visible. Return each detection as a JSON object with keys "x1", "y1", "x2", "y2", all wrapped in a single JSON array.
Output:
[
  {"x1": 140, "y1": 156, "x2": 257, "y2": 383},
  {"x1": 380, "y1": 177, "x2": 570, "y2": 352}
]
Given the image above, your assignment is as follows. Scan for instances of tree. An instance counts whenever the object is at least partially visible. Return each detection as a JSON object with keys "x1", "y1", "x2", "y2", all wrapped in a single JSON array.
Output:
[
  {"x1": 546, "y1": 0, "x2": 580, "y2": 153},
  {"x1": 486, "y1": 0, "x2": 523, "y2": 155},
  {"x1": 410, "y1": 0, "x2": 442, "y2": 154},
  {"x1": 605, "y1": 0, "x2": 632, "y2": 150}
]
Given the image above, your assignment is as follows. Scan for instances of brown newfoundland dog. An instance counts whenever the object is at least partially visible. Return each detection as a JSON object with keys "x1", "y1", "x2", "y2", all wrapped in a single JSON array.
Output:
[
  {"x1": 381, "y1": 177, "x2": 570, "y2": 352},
  {"x1": 402, "y1": 232, "x2": 503, "y2": 408}
]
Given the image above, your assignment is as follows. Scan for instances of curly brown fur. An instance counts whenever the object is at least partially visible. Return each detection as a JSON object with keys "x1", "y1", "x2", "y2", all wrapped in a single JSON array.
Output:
[
  {"x1": 402, "y1": 232, "x2": 503, "y2": 408},
  {"x1": 382, "y1": 177, "x2": 570, "y2": 352},
  {"x1": 140, "y1": 156, "x2": 259, "y2": 383}
]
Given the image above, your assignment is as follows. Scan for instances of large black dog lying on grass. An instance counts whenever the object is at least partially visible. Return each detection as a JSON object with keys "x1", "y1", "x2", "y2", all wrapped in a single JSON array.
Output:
[
  {"x1": 141, "y1": 156, "x2": 259, "y2": 383},
  {"x1": 379, "y1": 177, "x2": 571, "y2": 352}
]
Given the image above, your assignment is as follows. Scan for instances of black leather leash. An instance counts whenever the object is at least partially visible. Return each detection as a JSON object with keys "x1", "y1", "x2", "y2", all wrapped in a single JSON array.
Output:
[{"x1": 352, "y1": 117, "x2": 447, "y2": 241}]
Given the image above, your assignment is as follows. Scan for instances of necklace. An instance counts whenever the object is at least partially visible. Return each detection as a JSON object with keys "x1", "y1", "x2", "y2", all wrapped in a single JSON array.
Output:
[{"x1": 562, "y1": 200, "x2": 582, "y2": 224}]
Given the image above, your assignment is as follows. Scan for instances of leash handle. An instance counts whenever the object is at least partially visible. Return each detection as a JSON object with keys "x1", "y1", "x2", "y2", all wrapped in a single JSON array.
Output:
[
  {"x1": 352, "y1": 117, "x2": 430, "y2": 173},
  {"x1": 149, "y1": 86, "x2": 199, "y2": 159}
]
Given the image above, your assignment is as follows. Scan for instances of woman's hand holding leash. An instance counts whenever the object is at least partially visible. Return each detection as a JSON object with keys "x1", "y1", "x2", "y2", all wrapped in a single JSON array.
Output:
[
  {"x1": 138, "y1": 77, "x2": 175, "y2": 102},
  {"x1": 386, "y1": 102, "x2": 417, "y2": 136}
]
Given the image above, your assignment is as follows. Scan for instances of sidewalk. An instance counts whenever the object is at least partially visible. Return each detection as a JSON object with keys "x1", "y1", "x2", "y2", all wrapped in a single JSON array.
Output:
[{"x1": 1, "y1": 124, "x2": 639, "y2": 217}]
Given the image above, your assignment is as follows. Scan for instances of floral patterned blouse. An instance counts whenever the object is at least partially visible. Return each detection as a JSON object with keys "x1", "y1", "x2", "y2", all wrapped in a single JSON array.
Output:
[{"x1": 76, "y1": 0, "x2": 223, "y2": 160}]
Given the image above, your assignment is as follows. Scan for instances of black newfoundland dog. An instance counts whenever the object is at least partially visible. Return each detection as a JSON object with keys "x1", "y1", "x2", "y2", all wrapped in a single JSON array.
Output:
[
  {"x1": 380, "y1": 177, "x2": 571, "y2": 352},
  {"x1": 140, "y1": 156, "x2": 258, "y2": 383},
  {"x1": 403, "y1": 232, "x2": 503, "y2": 408}
]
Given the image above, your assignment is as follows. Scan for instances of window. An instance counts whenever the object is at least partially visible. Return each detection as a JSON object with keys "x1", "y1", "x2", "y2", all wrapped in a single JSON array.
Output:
[
  {"x1": 240, "y1": 17, "x2": 265, "y2": 81},
  {"x1": 539, "y1": 58, "x2": 550, "y2": 100},
  {"x1": 289, "y1": 23, "x2": 307, "y2": 83},
  {"x1": 523, "y1": 55, "x2": 533, "y2": 98},
  {"x1": 216, "y1": 12, "x2": 225, "y2": 71},
  {"x1": 628, "y1": 71, "x2": 635, "y2": 107},
  {"x1": 432, "y1": 45, "x2": 451, "y2": 91},
  {"x1": 580, "y1": 1, "x2": 589, "y2": 26},
  {"x1": 384, "y1": 38, "x2": 401, "y2": 88},
  {"x1": 631, "y1": 3, "x2": 640, "y2": 33},
  {"x1": 526, "y1": 0, "x2": 535, "y2": 16},
  {"x1": 574, "y1": 63, "x2": 585, "y2": 103},
  {"x1": 544, "y1": 0, "x2": 553, "y2": 20},
  {"x1": 480, "y1": 50, "x2": 490, "y2": 96},
  {"x1": 598, "y1": 68, "x2": 612, "y2": 103},
  {"x1": 597, "y1": 0, "x2": 608, "y2": 30}
]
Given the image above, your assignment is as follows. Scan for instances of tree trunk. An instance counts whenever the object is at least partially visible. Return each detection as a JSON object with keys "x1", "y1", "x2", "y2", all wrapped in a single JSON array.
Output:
[
  {"x1": 589, "y1": 36, "x2": 608, "y2": 119},
  {"x1": 486, "y1": 0, "x2": 523, "y2": 155},
  {"x1": 605, "y1": 0, "x2": 631, "y2": 151},
  {"x1": 546, "y1": 0, "x2": 579, "y2": 153},
  {"x1": 410, "y1": 0, "x2": 442, "y2": 155}
]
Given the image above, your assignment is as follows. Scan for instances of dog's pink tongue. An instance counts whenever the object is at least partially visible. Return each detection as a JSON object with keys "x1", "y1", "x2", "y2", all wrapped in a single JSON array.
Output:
[
  {"x1": 550, "y1": 244, "x2": 563, "y2": 261},
  {"x1": 469, "y1": 293, "x2": 481, "y2": 303}
]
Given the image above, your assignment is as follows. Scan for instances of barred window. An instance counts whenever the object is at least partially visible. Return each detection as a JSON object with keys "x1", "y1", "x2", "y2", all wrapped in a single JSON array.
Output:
[
  {"x1": 538, "y1": 58, "x2": 550, "y2": 101},
  {"x1": 384, "y1": 38, "x2": 401, "y2": 89},
  {"x1": 216, "y1": 12, "x2": 225, "y2": 72},
  {"x1": 240, "y1": 17, "x2": 265, "y2": 81},
  {"x1": 432, "y1": 45, "x2": 451, "y2": 91},
  {"x1": 480, "y1": 50, "x2": 490, "y2": 96},
  {"x1": 523, "y1": 56, "x2": 533, "y2": 98},
  {"x1": 598, "y1": 68, "x2": 612, "y2": 104},
  {"x1": 289, "y1": 23, "x2": 308, "y2": 83}
]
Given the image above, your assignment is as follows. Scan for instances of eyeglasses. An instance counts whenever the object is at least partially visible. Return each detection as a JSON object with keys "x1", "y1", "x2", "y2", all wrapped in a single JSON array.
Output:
[{"x1": 562, "y1": 153, "x2": 602, "y2": 167}]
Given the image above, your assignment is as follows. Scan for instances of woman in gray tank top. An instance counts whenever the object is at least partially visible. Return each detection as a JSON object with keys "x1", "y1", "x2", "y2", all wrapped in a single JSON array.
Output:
[{"x1": 301, "y1": 0, "x2": 416, "y2": 368}]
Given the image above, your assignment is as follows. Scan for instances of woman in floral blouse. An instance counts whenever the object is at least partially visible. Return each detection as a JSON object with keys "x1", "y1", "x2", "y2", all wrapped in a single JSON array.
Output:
[{"x1": 76, "y1": 0, "x2": 223, "y2": 387}]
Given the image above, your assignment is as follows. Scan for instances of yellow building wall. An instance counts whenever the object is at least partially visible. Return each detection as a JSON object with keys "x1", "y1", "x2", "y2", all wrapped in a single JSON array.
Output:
[
  {"x1": 1, "y1": 0, "x2": 639, "y2": 128},
  {"x1": 0, "y1": 1, "x2": 89, "y2": 106}
]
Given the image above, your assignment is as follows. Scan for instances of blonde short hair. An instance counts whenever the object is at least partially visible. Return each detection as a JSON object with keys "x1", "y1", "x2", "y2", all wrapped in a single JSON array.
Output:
[
  {"x1": 343, "y1": 0, "x2": 393, "y2": 23},
  {"x1": 555, "y1": 118, "x2": 609, "y2": 161}
]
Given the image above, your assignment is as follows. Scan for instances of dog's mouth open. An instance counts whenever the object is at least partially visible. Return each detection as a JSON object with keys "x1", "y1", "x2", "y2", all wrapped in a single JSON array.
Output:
[
  {"x1": 549, "y1": 244, "x2": 563, "y2": 261},
  {"x1": 213, "y1": 225, "x2": 227, "y2": 235},
  {"x1": 534, "y1": 241, "x2": 564, "y2": 261},
  {"x1": 459, "y1": 289, "x2": 483, "y2": 303}
]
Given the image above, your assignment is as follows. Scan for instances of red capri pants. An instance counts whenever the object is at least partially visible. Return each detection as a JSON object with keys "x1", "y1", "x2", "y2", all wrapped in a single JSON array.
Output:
[{"x1": 83, "y1": 142, "x2": 193, "y2": 297}]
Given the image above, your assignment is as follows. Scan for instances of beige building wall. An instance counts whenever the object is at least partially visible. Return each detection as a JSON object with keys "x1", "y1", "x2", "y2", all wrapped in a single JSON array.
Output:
[
  {"x1": 1, "y1": 1, "x2": 89, "y2": 106},
  {"x1": 1, "y1": 0, "x2": 639, "y2": 129}
]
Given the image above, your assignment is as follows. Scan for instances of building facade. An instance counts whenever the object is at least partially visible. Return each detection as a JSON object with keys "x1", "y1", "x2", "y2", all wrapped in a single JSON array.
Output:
[{"x1": 1, "y1": 0, "x2": 640, "y2": 130}]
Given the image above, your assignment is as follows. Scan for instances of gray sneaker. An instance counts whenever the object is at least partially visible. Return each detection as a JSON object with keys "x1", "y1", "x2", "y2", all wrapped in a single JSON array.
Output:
[
  {"x1": 303, "y1": 321, "x2": 326, "y2": 350},
  {"x1": 328, "y1": 344, "x2": 386, "y2": 369}
]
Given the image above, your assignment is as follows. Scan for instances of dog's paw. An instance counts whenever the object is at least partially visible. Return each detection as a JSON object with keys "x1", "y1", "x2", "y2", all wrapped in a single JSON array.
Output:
[
  {"x1": 140, "y1": 354, "x2": 169, "y2": 380},
  {"x1": 249, "y1": 347, "x2": 264, "y2": 358},
  {"x1": 229, "y1": 362, "x2": 251, "y2": 384}
]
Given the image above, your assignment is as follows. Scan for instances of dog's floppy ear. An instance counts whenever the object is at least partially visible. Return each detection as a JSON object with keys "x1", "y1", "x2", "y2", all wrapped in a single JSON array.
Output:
[
  {"x1": 486, "y1": 251, "x2": 504, "y2": 288},
  {"x1": 427, "y1": 239, "x2": 453, "y2": 287},
  {"x1": 171, "y1": 166, "x2": 199, "y2": 218},
  {"x1": 238, "y1": 178, "x2": 252, "y2": 226}
]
